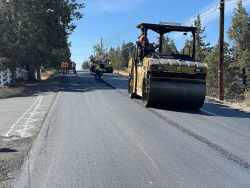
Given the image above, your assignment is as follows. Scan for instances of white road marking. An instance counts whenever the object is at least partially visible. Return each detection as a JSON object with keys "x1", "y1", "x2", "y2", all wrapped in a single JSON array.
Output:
[
  {"x1": 5, "y1": 94, "x2": 43, "y2": 137},
  {"x1": 2, "y1": 137, "x2": 19, "y2": 141},
  {"x1": 200, "y1": 109, "x2": 219, "y2": 116}
]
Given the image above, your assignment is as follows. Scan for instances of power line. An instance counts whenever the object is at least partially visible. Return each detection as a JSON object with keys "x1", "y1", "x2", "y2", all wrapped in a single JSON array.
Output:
[
  {"x1": 107, "y1": 44, "x2": 135, "y2": 52},
  {"x1": 73, "y1": 53, "x2": 93, "y2": 55},
  {"x1": 101, "y1": 0, "x2": 154, "y2": 49},
  {"x1": 71, "y1": 0, "x2": 245, "y2": 53},
  {"x1": 103, "y1": 0, "x2": 153, "y2": 43},
  {"x1": 71, "y1": 43, "x2": 95, "y2": 47},
  {"x1": 75, "y1": 1, "x2": 243, "y2": 58},
  {"x1": 122, "y1": 0, "x2": 154, "y2": 29},
  {"x1": 103, "y1": 0, "x2": 146, "y2": 38},
  {"x1": 72, "y1": 0, "x2": 154, "y2": 50},
  {"x1": 181, "y1": 0, "x2": 247, "y2": 26}
]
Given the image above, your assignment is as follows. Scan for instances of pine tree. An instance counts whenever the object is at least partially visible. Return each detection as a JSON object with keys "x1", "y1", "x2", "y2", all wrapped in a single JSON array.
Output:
[
  {"x1": 161, "y1": 36, "x2": 170, "y2": 53},
  {"x1": 182, "y1": 14, "x2": 212, "y2": 61},
  {"x1": 227, "y1": 0, "x2": 250, "y2": 88},
  {"x1": 205, "y1": 41, "x2": 239, "y2": 99},
  {"x1": 109, "y1": 47, "x2": 115, "y2": 59},
  {"x1": 0, "y1": 0, "x2": 29, "y2": 84},
  {"x1": 82, "y1": 60, "x2": 89, "y2": 70},
  {"x1": 169, "y1": 39, "x2": 178, "y2": 54},
  {"x1": 0, "y1": 0, "x2": 84, "y2": 83},
  {"x1": 156, "y1": 35, "x2": 179, "y2": 54},
  {"x1": 121, "y1": 41, "x2": 129, "y2": 68},
  {"x1": 113, "y1": 46, "x2": 121, "y2": 69},
  {"x1": 180, "y1": 38, "x2": 192, "y2": 56},
  {"x1": 93, "y1": 44, "x2": 107, "y2": 59}
]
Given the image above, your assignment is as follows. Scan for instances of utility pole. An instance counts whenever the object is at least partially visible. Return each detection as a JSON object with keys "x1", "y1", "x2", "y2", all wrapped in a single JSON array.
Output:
[
  {"x1": 100, "y1": 37, "x2": 103, "y2": 56},
  {"x1": 218, "y1": 0, "x2": 224, "y2": 100}
]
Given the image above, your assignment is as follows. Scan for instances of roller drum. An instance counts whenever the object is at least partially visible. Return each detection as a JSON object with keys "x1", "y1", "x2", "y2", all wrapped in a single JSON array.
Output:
[{"x1": 143, "y1": 79, "x2": 206, "y2": 109}]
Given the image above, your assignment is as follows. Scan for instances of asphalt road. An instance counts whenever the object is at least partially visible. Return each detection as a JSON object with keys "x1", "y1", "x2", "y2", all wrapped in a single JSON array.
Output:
[{"x1": 13, "y1": 70, "x2": 250, "y2": 187}]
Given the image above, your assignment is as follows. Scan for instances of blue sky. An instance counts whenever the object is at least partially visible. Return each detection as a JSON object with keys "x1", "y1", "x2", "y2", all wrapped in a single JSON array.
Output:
[{"x1": 69, "y1": 0, "x2": 250, "y2": 70}]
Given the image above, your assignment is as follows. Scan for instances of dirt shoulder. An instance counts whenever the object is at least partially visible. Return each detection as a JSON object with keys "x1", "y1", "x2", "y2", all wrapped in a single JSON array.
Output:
[
  {"x1": 0, "y1": 70, "x2": 65, "y2": 188},
  {"x1": 205, "y1": 97, "x2": 250, "y2": 114}
]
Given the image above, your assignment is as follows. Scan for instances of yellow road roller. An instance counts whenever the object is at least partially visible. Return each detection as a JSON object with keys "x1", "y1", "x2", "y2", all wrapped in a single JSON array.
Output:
[{"x1": 128, "y1": 23, "x2": 208, "y2": 109}]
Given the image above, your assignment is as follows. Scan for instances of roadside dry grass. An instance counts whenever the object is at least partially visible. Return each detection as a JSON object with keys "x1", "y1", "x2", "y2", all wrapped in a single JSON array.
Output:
[
  {"x1": 0, "y1": 87, "x2": 25, "y2": 99},
  {"x1": 0, "y1": 69, "x2": 58, "y2": 99},
  {"x1": 114, "y1": 68, "x2": 129, "y2": 77},
  {"x1": 41, "y1": 69, "x2": 58, "y2": 80},
  {"x1": 244, "y1": 90, "x2": 250, "y2": 107}
]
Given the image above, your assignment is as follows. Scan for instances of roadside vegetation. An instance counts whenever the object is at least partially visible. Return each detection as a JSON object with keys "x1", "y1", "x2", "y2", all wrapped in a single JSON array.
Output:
[
  {"x1": 82, "y1": 60, "x2": 89, "y2": 70},
  {"x1": 83, "y1": 0, "x2": 250, "y2": 105},
  {"x1": 0, "y1": 68, "x2": 59, "y2": 99},
  {"x1": 0, "y1": 0, "x2": 84, "y2": 85}
]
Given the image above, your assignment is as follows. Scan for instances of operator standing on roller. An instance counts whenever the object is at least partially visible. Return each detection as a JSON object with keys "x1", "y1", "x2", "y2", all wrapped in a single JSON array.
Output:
[{"x1": 138, "y1": 29, "x2": 149, "y2": 45}]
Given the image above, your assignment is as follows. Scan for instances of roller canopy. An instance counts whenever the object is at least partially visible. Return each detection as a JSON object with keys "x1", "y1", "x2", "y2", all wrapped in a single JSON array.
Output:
[{"x1": 136, "y1": 23, "x2": 197, "y2": 34}]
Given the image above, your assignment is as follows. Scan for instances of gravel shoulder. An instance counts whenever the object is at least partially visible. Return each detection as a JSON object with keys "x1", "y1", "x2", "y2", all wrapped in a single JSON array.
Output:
[
  {"x1": 205, "y1": 97, "x2": 250, "y2": 114},
  {"x1": 0, "y1": 71, "x2": 65, "y2": 188}
]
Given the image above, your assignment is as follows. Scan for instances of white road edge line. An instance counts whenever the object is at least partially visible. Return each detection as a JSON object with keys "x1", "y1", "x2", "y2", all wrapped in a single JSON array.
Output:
[
  {"x1": 5, "y1": 94, "x2": 43, "y2": 137},
  {"x1": 200, "y1": 109, "x2": 219, "y2": 116},
  {"x1": 20, "y1": 95, "x2": 43, "y2": 137}
]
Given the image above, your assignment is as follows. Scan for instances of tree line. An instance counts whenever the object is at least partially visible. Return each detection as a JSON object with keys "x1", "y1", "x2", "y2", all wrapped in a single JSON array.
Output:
[
  {"x1": 0, "y1": 0, "x2": 84, "y2": 85},
  {"x1": 84, "y1": 0, "x2": 249, "y2": 103},
  {"x1": 205, "y1": 0, "x2": 250, "y2": 103}
]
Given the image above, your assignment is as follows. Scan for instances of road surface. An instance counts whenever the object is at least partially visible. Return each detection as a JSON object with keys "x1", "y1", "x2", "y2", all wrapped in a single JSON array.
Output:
[{"x1": 12, "y1": 70, "x2": 250, "y2": 187}]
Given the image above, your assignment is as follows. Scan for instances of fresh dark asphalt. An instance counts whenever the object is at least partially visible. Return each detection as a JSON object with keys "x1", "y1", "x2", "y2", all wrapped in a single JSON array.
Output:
[{"x1": 13, "y1": 70, "x2": 250, "y2": 188}]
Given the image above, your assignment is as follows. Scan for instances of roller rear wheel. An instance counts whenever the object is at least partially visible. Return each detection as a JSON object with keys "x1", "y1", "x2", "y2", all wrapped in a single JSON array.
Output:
[
  {"x1": 128, "y1": 70, "x2": 136, "y2": 98},
  {"x1": 142, "y1": 77, "x2": 151, "y2": 107}
]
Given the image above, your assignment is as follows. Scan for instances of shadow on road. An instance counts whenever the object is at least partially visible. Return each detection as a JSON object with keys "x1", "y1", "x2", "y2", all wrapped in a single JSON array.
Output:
[
  {"x1": 151, "y1": 102, "x2": 250, "y2": 119},
  {"x1": 60, "y1": 71, "x2": 116, "y2": 93},
  {"x1": 102, "y1": 73, "x2": 250, "y2": 119},
  {"x1": 101, "y1": 73, "x2": 128, "y2": 90},
  {"x1": 1, "y1": 70, "x2": 115, "y2": 100},
  {"x1": 0, "y1": 148, "x2": 18, "y2": 153}
]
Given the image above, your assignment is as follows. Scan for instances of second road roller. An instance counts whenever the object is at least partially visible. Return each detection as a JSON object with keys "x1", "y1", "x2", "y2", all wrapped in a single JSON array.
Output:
[{"x1": 128, "y1": 23, "x2": 208, "y2": 109}]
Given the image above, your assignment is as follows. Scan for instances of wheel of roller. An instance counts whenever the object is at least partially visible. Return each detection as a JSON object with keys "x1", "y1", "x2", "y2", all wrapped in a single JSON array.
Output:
[
  {"x1": 145, "y1": 80, "x2": 206, "y2": 109},
  {"x1": 142, "y1": 76, "x2": 151, "y2": 107},
  {"x1": 128, "y1": 70, "x2": 136, "y2": 98}
]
